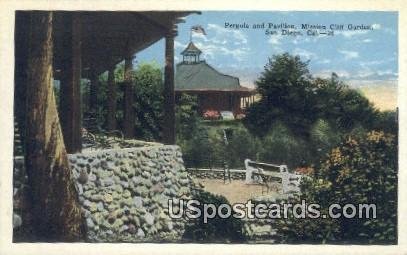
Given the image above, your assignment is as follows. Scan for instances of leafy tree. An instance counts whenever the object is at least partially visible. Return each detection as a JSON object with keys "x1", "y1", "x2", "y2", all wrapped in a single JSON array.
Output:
[
  {"x1": 317, "y1": 75, "x2": 378, "y2": 131},
  {"x1": 244, "y1": 54, "x2": 379, "y2": 139},
  {"x1": 244, "y1": 53, "x2": 316, "y2": 137}
]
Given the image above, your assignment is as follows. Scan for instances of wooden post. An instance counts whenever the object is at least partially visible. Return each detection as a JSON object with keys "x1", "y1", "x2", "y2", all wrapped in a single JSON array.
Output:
[
  {"x1": 163, "y1": 33, "x2": 175, "y2": 144},
  {"x1": 59, "y1": 12, "x2": 82, "y2": 153},
  {"x1": 123, "y1": 54, "x2": 135, "y2": 138},
  {"x1": 25, "y1": 11, "x2": 85, "y2": 241},
  {"x1": 89, "y1": 71, "x2": 99, "y2": 114},
  {"x1": 106, "y1": 66, "x2": 117, "y2": 131}
]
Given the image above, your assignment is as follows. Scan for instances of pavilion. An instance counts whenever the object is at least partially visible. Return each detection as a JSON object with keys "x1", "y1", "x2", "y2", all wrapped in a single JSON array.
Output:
[{"x1": 175, "y1": 42, "x2": 256, "y2": 117}]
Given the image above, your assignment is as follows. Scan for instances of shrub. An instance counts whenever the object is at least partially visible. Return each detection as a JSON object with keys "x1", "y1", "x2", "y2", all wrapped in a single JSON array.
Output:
[
  {"x1": 182, "y1": 188, "x2": 246, "y2": 243},
  {"x1": 226, "y1": 127, "x2": 260, "y2": 168},
  {"x1": 309, "y1": 119, "x2": 341, "y2": 162},
  {"x1": 372, "y1": 110, "x2": 398, "y2": 135},
  {"x1": 273, "y1": 131, "x2": 397, "y2": 244},
  {"x1": 258, "y1": 122, "x2": 311, "y2": 168},
  {"x1": 176, "y1": 93, "x2": 200, "y2": 141},
  {"x1": 180, "y1": 126, "x2": 215, "y2": 169},
  {"x1": 97, "y1": 62, "x2": 164, "y2": 141}
]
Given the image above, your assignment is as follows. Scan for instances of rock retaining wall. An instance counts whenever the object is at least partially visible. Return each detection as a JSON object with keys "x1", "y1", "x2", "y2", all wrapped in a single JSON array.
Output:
[{"x1": 13, "y1": 145, "x2": 192, "y2": 242}]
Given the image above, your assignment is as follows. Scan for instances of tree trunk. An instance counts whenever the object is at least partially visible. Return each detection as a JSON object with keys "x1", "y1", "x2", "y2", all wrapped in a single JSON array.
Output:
[
  {"x1": 106, "y1": 66, "x2": 117, "y2": 131},
  {"x1": 24, "y1": 11, "x2": 85, "y2": 241}
]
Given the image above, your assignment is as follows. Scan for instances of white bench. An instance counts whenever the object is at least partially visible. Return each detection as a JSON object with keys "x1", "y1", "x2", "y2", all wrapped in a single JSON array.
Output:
[{"x1": 244, "y1": 159, "x2": 302, "y2": 194}]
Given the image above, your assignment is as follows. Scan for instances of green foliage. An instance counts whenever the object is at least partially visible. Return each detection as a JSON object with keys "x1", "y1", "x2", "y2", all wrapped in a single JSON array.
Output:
[
  {"x1": 175, "y1": 93, "x2": 217, "y2": 168},
  {"x1": 97, "y1": 62, "x2": 164, "y2": 141},
  {"x1": 183, "y1": 188, "x2": 246, "y2": 243},
  {"x1": 314, "y1": 75, "x2": 378, "y2": 131},
  {"x1": 273, "y1": 131, "x2": 397, "y2": 244},
  {"x1": 179, "y1": 119, "x2": 339, "y2": 170},
  {"x1": 257, "y1": 122, "x2": 310, "y2": 168},
  {"x1": 132, "y1": 63, "x2": 164, "y2": 140},
  {"x1": 240, "y1": 53, "x2": 393, "y2": 169},
  {"x1": 180, "y1": 125, "x2": 215, "y2": 169},
  {"x1": 244, "y1": 53, "x2": 316, "y2": 137},
  {"x1": 372, "y1": 110, "x2": 398, "y2": 134},
  {"x1": 226, "y1": 126, "x2": 260, "y2": 168},
  {"x1": 309, "y1": 119, "x2": 341, "y2": 160},
  {"x1": 178, "y1": 118, "x2": 262, "y2": 169},
  {"x1": 175, "y1": 93, "x2": 200, "y2": 141},
  {"x1": 244, "y1": 54, "x2": 379, "y2": 139}
]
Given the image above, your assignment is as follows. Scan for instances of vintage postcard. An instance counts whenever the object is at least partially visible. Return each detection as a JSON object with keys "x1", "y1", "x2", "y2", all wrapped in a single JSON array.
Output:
[{"x1": 0, "y1": 1, "x2": 406, "y2": 254}]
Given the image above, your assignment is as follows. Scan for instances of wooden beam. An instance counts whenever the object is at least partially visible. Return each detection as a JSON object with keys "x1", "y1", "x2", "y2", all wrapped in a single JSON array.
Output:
[
  {"x1": 106, "y1": 66, "x2": 117, "y2": 130},
  {"x1": 163, "y1": 33, "x2": 175, "y2": 144},
  {"x1": 52, "y1": 12, "x2": 196, "y2": 78},
  {"x1": 123, "y1": 54, "x2": 135, "y2": 138},
  {"x1": 59, "y1": 12, "x2": 82, "y2": 153}
]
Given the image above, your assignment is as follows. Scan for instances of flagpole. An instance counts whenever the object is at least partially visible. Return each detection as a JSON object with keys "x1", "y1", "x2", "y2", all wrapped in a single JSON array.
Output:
[{"x1": 190, "y1": 27, "x2": 192, "y2": 42}]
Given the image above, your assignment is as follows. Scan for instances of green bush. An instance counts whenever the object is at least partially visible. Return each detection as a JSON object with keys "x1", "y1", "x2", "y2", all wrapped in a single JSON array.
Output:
[
  {"x1": 372, "y1": 110, "x2": 398, "y2": 135},
  {"x1": 226, "y1": 127, "x2": 260, "y2": 168},
  {"x1": 92, "y1": 62, "x2": 164, "y2": 141},
  {"x1": 182, "y1": 188, "x2": 246, "y2": 243},
  {"x1": 257, "y1": 122, "x2": 311, "y2": 168},
  {"x1": 273, "y1": 131, "x2": 397, "y2": 244},
  {"x1": 309, "y1": 119, "x2": 341, "y2": 161},
  {"x1": 132, "y1": 63, "x2": 164, "y2": 140},
  {"x1": 175, "y1": 93, "x2": 200, "y2": 141},
  {"x1": 180, "y1": 125, "x2": 215, "y2": 169}
]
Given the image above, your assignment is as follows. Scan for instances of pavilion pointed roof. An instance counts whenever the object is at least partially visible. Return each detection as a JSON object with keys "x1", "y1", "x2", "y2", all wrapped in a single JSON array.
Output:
[
  {"x1": 181, "y1": 42, "x2": 202, "y2": 55},
  {"x1": 176, "y1": 40, "x2": 254, "y2": 94}
]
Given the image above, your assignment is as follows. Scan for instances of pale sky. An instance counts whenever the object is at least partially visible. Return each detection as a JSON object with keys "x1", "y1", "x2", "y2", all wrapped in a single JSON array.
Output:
[{"x1": 135, "y1": 11, "x2": 398, "y2": 109}]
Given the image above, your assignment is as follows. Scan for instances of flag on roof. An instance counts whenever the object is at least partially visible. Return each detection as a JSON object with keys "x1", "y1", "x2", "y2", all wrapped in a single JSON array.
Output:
[{"x1": 191, "y1": 25, "x2": 206, "y2": 35}]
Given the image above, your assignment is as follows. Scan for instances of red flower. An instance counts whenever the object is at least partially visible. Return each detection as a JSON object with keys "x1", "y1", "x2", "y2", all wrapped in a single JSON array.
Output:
[
  {"x1": 203, "y1": 110, "x2": 220, "y2": 120},
  {"x1": 294, "y1": 166, "x2": 314, "y2": 175}
]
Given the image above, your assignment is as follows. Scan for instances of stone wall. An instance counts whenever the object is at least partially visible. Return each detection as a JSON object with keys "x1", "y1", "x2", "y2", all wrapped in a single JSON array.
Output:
[{"x1": 13, "y1": 144, "x2": 193, "y2": 242}]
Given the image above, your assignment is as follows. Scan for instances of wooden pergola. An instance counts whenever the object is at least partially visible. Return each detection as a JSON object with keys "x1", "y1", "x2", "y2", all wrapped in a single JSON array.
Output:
[{"x1": 15, "y1": 11, "x2": 197, "y2": 153}]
